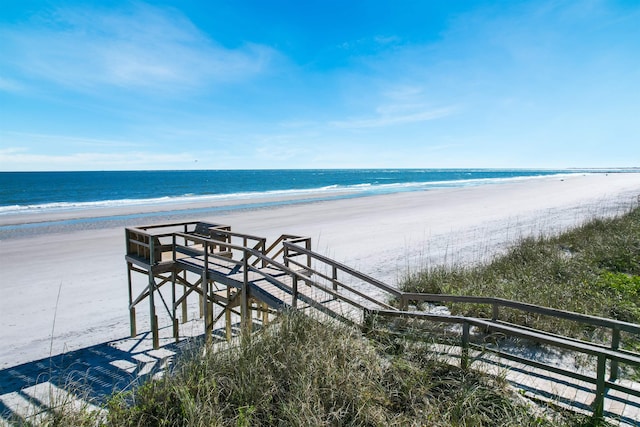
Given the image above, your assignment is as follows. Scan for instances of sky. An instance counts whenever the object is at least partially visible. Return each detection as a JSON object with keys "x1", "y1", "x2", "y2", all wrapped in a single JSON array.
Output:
[{"x1": 0, "y1": 0, "x2": 639, "y2": 171}]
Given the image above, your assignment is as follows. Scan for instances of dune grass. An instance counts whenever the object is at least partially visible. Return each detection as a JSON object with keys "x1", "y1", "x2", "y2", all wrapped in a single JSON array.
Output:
[
  {"x1": 401, "y1": 205, "x2": 640, "y2": 344},
  {"x1": 37, "y1": 311, "x2": 600, "y2": 427}
]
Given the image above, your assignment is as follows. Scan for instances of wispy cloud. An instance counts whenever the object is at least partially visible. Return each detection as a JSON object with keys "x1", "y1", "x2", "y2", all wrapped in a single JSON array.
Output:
[
  {"x1": 0, "y1": 76, "x2": 26, "y2": 93},
  {"x1": 1, "y1": 3, "x2": 276, "y2": 94},
  {"x1": 330, "y1": 105, "x2": 456, "y2": 129},
  {"x1": 1, "y1": 131, "x2": 142, "y2": 148},
  {"x1": 0, "y1": 147, "x2": 201, "y2": 171}
]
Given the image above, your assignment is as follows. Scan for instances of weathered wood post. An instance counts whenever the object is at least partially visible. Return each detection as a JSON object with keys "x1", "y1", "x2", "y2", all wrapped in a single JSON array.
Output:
[
  {"x1": 225, "y1": 287, "x2": 232, "y2": 341},
  {"x1": 399, "y1": 294, "x2": 408, "y2": 311},
  {"x1": 127, "y1": 262, "x2": 136, "y2": 337},
  {"x1": 240, "y1": 252, "x2": 249, "y2": 334},
  {"x1": 171, "y1": 270, "x2": 178, "y2": 342},
  {"x1": 148, "y1": 277, "x2": 158, "y2": 349},
  {"x1": 461, "y1": 321, "x2": 470, "y2": 370},
  {"x1": 492, "y1": 302, "x2": 499, "y2": 322},
  {"x1": 362, "y1": 308, "x2": 373, "y2": 334},
  {"x1": 262, "y1": 302, "x2": 268, "y2": 324},
  {"x1": 610, "y1": 327, "x2": 620, "y2": 381},
  {"x1": 202, "y1": 241, "x2": 211, "y2": 346},
  {"x1": 292, "y1": 275, "x2": 298, "y2": 308},
  {"x1": 149, "y1": 236, "x2": 159, "y2": 349},
  {"x1": 284, "y1": 243, "x2": 290, "y2": 269},
  {"x1": 181, "y1": 270, "x2": 188, "y2": 324},
  {"x1": 593, "y1": 354, "x2": 607, "y2": 420},
  {"x1": 171, "y1": 233, "x2": 179, "y2": 342}
]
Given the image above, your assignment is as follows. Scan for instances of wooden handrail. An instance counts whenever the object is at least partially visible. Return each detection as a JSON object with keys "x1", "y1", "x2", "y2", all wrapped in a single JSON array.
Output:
[
  {"x1": 285, "y1": 256, "x2": 396, "y2": 311},
  {"x1": 264, "y1": 234, "x2": 311, "y2": 261},
  {"x1": 283, "y1": 241, "x2": 404, "y2": 298},
  {"x1": 366, "y1": 308, "x2": 640, "y2": 419},
  {"x1": 282, "y1": 241, "x2": 640, "y2": 343},
  {"x1": 401, "y1": 292, "x2": 640, "y2": 335}
]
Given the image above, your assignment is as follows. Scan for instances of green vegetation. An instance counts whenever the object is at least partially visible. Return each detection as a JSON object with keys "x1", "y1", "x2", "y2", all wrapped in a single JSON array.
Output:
[
  {"x1": 402, "y1": 206, "x2": 640, "y2": 342},
  {"x1": 40, "y1": 312, "x2": 599, "y2": 426}
]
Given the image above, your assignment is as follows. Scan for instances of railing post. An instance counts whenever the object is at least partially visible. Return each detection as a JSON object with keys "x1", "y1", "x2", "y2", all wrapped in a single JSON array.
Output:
[
  {"x1": 610, "y1": 327, "x2": 620, "y2": 381},
  {"x1": 492, "y1": 302, "x2": 499, "y2": 322},
  {"x1": 147, "y1": 236, "x2": 159, "y2": 349},
  {"x1": 399, "y1": 294, "x2": 408, "y2": 311},
  {"x1": 241, "y1": 253, "x2": 249, "y2": 334},
  {"x1": 149, "y1": 234, "x2": 156, "y2": 265},
  {"x1": 593, "y1": 354, "x2": 606, "y2": 420},
  {"x1": 362, "y1": 308, "x2": 372, "y2": 334},
  {"x1": 175, "y1": 235, "x2": 188, "y2": 324},
  {"x1": 332, "y1": 266, "x2": 338, "y2": 292},
  {"x1": 306, "y1": 239, "x2": 311, "y2": 268},
  {"x1": 292, "y1": 275, "x2": 298, "y2": 308},
  {"x1": 171, "y1": 234, "x2": 178, "y2": 341},
  {"x1": 261, "y1": 238, "x2": 267, "y2": 268},
  {"x1": 202, "y1": 244, "x2": 211, "y2": 346},
  {"x1": 284, "y1": 244, "x2": 290, "y2": 268},
  {"x1": 461, "y1": 321, "x2": 470, "y2": 370},
  {"x1": 225, "y1": 287, "x2": 232, "y2": 342},
  {"x1": 171, "y1": 267, "x2": 178, "y2": 343}
]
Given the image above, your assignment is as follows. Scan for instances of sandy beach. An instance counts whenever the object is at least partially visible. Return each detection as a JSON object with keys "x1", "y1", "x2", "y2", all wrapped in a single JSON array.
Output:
[{"x1": 1, "y1": 172, "x2": 640, "y2": 370}]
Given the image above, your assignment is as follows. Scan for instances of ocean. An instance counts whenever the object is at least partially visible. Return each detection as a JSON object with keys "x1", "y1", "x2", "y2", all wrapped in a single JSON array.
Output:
[{"x1": 0, "y1": 169, "x2": 585, "y2": 217}]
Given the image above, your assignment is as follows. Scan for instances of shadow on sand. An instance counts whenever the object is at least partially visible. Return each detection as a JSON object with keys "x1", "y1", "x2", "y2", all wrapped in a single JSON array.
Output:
[{"x1": 0, "y1": 323, "x2": 237, "y2": 424}]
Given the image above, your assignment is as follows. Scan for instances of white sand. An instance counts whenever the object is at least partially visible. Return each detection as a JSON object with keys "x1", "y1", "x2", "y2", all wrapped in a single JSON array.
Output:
[{"x1": 1, "y1": 172, "x2": 640, "y2": 369}]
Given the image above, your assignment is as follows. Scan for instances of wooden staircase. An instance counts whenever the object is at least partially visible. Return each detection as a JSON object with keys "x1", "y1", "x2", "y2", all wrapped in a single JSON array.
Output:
[{"x1": 125, "y1": 221, "x2": 640, "y2": 424}]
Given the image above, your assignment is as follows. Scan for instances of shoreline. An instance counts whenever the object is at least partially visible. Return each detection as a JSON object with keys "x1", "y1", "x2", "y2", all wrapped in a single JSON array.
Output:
[
  {"x1": 1, "y1": 173, "x2": 640, "y2": 369},
  {"x1": 0, "y1": 171, "x2": 607, "y2": 230}
]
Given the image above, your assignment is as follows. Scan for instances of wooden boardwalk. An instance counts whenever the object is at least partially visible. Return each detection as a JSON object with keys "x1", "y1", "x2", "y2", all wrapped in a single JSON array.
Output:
[{"x1": 123, "y1": 221, "x2": 640, "y2": 425}]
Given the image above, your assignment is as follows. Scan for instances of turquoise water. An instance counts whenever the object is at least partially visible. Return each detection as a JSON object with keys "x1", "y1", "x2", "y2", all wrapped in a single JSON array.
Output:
[{"x1": 0, "y1": 169, "x2": 581, "y2": 216}]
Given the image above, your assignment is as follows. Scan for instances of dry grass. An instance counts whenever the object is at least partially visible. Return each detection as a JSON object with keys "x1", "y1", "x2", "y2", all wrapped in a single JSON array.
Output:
[
  {"x1": 26, "y1": 311, "x2": 604, "y2": 426},
  {"x1": 402, "y1": 206, "x2": 640, "y2": 343}
]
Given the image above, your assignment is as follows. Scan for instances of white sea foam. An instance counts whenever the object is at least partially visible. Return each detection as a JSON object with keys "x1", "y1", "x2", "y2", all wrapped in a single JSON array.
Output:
[{"x1": 0, "y1": 172, "x2": 583, "y2": 216}]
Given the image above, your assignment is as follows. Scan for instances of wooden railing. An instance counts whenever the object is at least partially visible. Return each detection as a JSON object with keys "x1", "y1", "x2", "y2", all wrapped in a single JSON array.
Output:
[
  {"x1": 265, "y1": 234, "x2": 312, "y2": 266},
  {"x1": 126, "y1": 221, "x2": 231, "y2": 265},
  {"x1": 280, "y1": 241, "x2": 640, "y2": 420},
  {"x1": 399, "y1": 292, "x2": 640, "y2": 379},
  {"x1": 364, "y1": 309, "x2": 640, "y2": 419},
  {"x1": 283, "y1": 241, "x2": 400, "y2": 313}
]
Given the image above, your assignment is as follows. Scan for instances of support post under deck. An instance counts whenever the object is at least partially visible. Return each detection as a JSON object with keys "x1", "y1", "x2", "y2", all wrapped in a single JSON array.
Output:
[
  {"x1": 149, "y1": 273, "x2": 159, "y2": 350},
  {"x1": 127, "y1": 262, "x2": 136, "y2": 337}
]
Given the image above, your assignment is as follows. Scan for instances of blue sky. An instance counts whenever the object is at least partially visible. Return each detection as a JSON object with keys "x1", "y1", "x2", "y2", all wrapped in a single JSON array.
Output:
[{"x1": 1, "y1": 0, "x2": 639, "y2": 171}]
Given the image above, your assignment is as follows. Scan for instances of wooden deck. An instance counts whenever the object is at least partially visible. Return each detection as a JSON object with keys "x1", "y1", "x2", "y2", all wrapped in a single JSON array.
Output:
[{"x1": 125, "y1": 221, "x2": 640, "y2": 425}]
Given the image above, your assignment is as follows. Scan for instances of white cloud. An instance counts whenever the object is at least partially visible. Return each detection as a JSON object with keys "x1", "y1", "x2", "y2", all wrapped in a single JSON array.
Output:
[
  {"x1": 1, "y1": 131, "x2": 142, "y2": 148},
  {"x1": 0, "y1": 148, "x2": 201, "y2": 171},
  {"x1": 1, "y1": 3, "x2": 276, "y2": 93},
  {"x1": 0, "y1": 76, "x2": 26, "y2": 93},
  {"x1": 330, "y1": 106, "x2": 455, "y2": 129}
]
